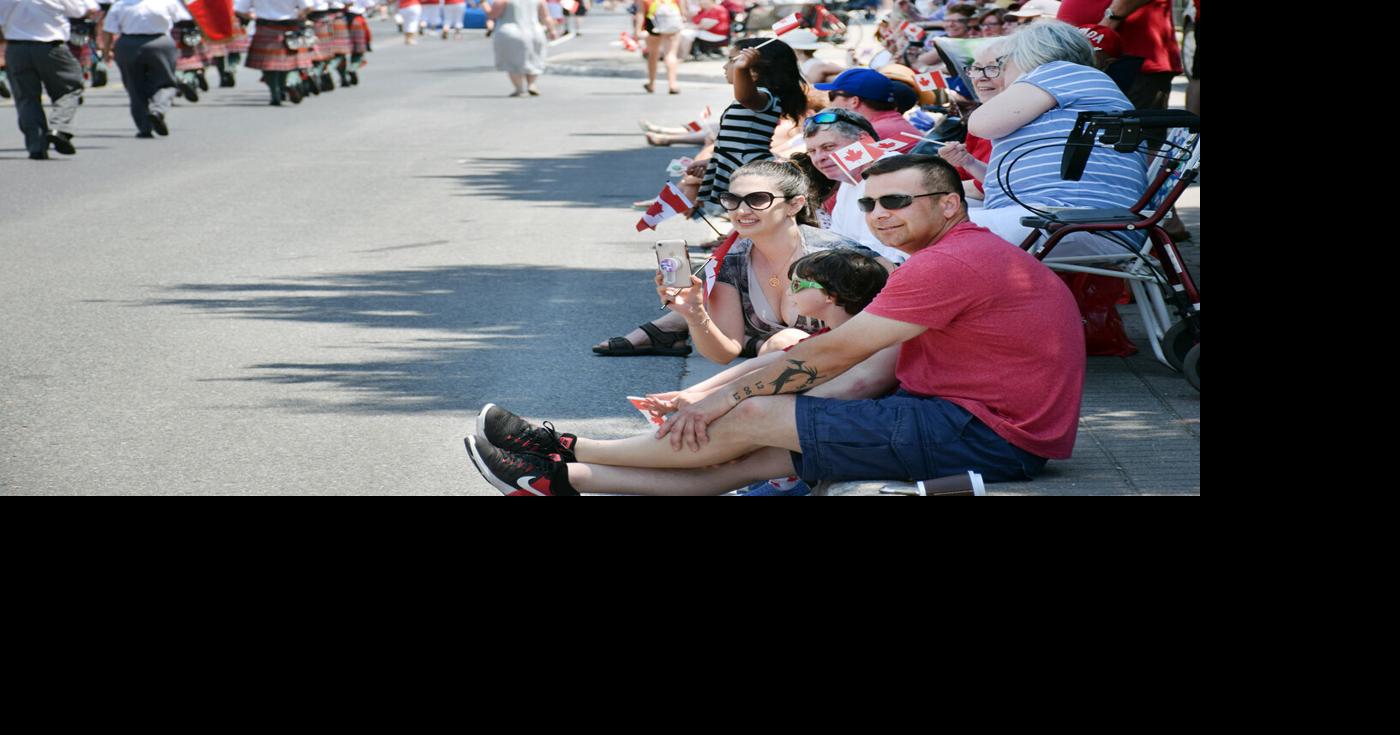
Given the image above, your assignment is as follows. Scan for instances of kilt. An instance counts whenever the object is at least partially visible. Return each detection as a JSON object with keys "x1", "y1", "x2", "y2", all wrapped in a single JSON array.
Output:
[
  {"x1": 175, "y1": 31, "x2": 209, "y2": 71},
  {"x1": 312, "y1": 16, "x2": 335, "y2": 62},
  {"x1": 204, "y1": 37, "x2": 228, "y2": 58},
  {"x1": 327, "y1": 15, "x2": 352, "y2": 56},
  {"x1": 69, "y1": 40, "x2": 95, "y2": 69},
  {"x1": 246, "y1": 22, "x2": 310, "y2": 72},
  {"x1": 349, "y1": 14, "x2": 371, "y2": 54},
  {"x1": 228, "y1": 23, "x2": 252, "y2": 54}
]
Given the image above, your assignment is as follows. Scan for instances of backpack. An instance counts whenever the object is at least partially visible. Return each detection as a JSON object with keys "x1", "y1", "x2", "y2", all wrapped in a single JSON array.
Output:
[{"x1": 649, "y1": 0, "x2": 683, "y2": 34}]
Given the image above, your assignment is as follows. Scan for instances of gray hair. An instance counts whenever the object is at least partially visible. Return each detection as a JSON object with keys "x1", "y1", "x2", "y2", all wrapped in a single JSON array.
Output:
[
  {"x1": 802, "y1": 107, "x2": 877, "y2": 144},
  {"x1": 974, "y1": 36, "x2": 1014, "y2": 66},
  {"x1": 1007, "y1": 19, "x2": 1095, "y2": 72}
]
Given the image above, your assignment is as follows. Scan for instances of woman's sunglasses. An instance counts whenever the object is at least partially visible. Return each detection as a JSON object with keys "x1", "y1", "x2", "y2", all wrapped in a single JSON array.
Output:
[
  {"x1": 856, "y1": 192, "x2": 953, "y2": 213},
  {"x1": 718, "y1": 191, "x2": 789, "y2": 211},
  {"x1": 790, "y1": 277, "x2": 825, "y2": 294}
]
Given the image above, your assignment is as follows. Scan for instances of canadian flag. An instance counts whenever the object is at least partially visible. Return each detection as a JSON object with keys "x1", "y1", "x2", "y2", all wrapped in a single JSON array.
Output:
[
  {"x1": 873, "y1": 138, "x2": 906, "y2": 154},
  {"x1": 186, "y1": 0, "x2": 235, "y2": 41},
  {"x1": 899, "y1": 21, "x2": 926, "y2": 43},
  {"x1": 915, "y1": 71, "x2": 948, "y2": 91},
  {"x1": 619, "y1": 32, "x2": 640, "y2": 53},
  {"x1": 773, "y1": 12, "x2": 803, "y2": 36},
  {"x1": 685, "y1": 106, "x2": 713, "y2": 133},
  {"x1": 636, "y1": 183, "x2": 694, "y2": 232},
  {"x1": 703, "y1": 231, "x2": 743, "y2": 295}
]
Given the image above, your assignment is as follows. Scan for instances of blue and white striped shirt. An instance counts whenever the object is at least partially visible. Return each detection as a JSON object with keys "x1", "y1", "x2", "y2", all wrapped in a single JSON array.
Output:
[{"x1": 983, "y1": 61, "x2": 1147, "y2": 211}]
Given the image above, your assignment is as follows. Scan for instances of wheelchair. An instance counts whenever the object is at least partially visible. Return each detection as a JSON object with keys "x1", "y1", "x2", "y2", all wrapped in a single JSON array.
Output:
[{"x1": 1015, "y1": 109, "x2": 1201, "y2": 391}]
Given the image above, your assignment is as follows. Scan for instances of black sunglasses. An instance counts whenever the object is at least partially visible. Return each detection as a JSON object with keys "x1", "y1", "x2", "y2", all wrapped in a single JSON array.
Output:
[
  {"x1": 718, "y1": 191, "x2": 789, "y2": 211},
  {"x1": 856, "y1": 192, "x2": 953, "y2": 213}
]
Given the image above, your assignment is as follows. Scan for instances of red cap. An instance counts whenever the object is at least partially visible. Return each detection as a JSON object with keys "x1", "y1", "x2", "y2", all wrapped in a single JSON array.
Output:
[{"x1": 1077, "y1": 24, "x2": 1123, "y2": 58}]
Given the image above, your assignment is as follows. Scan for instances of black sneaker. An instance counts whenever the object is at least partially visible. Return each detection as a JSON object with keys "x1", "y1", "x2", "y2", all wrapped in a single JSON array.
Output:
[
  {"x1": 48, "y1": 133, "x2": 76, "y2": 155},
  {"x1": 196, "y1": 69, "x2": 209, "y2": 92},
  {"x1": 29, "y1": 151, "x2": 49, "y2": 161},
  {"x1": 150, "y1": 113, "x2": 169, "y2": 137},
  {"x1": 476, "y1": 404, "x2": 577, "y2": 462},
  {"x1": 465, "y1": 436, "x2": 575, "y2": 496}
]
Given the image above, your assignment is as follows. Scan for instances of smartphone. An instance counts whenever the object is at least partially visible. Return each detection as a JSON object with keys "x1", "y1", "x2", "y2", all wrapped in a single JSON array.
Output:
[{"x1": 654, "y1": 240, "x2": 693, "y2": 290}]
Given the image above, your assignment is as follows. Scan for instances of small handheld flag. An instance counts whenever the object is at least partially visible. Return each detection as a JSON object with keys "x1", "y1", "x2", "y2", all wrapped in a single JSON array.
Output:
[
  {"x1": 915, "y1": 71, "x2": 948, "y2": 91},
  {"x1": 636, "y1": 183, "x2": 694, "y2": 232},
  {"x1": 772, "y1": 12, "x2": 804, "y2": 36}
]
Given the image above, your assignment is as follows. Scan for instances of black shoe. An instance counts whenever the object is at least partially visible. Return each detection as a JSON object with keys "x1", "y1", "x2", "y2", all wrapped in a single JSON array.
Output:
[
  {"x1": 196, "y1": 70, "x2": 209, "y2": 92},
  {"x1": 287, "y1": 85, "x2": 302, "y2": 104},
  {"x1": 150, "y1": 113, "x2": 169, "y2": 137},
  {"x1": 48, "y1": 132, "x2": 76, "y2": 155},
  {"x1": 320, "y1": 74, "x2": 335, "y2": 92},
  {"x1": 464, "y1": 436, "x2": 575, "y2": 496},
  {"x1": 180, "y1": 82, "x2": 199, "y2": 102},
  {"x1": 92, "y1": 67, "x2": 108, "y2": 88},
  {"x1": 476, "y1": 403, "x2": 578, "y2": 462},
  {"x1": 348, "y1": 71, "x2": 359, "y2": 86},
  {"x1": 269, "y1": 99, "x2": 282, "y2": 106},
  {"x1": 29, "y1": 151, "x2": 49, "y2": 160},
  {"x1": 135, "y1": 131, "x2": 155, "y2": 139}
]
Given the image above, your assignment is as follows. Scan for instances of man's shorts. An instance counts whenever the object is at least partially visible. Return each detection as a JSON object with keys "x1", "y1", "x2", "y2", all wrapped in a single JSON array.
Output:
[{"x1": 791, "y1": 390, "x2": 1048, "y2": 485}]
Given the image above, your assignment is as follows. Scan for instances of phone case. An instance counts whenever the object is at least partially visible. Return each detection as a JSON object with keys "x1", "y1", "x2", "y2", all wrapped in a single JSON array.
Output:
[{"x1": 654, "y1": 240, "x2": 692, "y2": 289}]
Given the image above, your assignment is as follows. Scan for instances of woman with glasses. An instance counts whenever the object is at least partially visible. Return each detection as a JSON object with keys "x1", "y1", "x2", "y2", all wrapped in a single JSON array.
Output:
[
  {"x1": 934, "y1": 39, "x2": 1010, "y2": 205},
  {"x1": 661, "y1": 160, "x2": 886, "y2": 365},
  {"x1": 966, "y1": 19, "x2": 1145, "y2": 246}
]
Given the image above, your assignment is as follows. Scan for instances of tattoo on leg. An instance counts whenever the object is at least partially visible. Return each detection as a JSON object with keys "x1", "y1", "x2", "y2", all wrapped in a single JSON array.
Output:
[{"x1": 769, "y1": 360, "x2": 820, "y2": 395}]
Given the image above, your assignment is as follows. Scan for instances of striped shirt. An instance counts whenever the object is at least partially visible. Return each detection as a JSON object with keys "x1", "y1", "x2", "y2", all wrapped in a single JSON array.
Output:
[
  {"x1": 697, "y1": 87, "x2": 784, "y2": 206},
  {"x1": 983, "y1": 61, "x2": 1147, "y2": 212}
]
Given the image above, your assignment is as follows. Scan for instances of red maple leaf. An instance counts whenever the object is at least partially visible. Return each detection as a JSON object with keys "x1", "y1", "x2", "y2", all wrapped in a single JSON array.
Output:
[{"x1": 842, "y1": 149, "x2": 867, "y2": 163}]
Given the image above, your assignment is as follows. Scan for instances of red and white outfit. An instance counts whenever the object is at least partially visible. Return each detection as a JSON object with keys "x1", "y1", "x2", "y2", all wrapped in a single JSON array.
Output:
[
  {"x1": 442, "y1": 0, "x2": 466, "y2": 30},
  {"x1": 398, "y1": 0, "x2": 423, "y2": 34},
  {"x1": 237, "y1": 0, "x2": 316, "y2": 72},
  {"x1": 419, "y1": 0, "x2": 441, "y2": 30}
]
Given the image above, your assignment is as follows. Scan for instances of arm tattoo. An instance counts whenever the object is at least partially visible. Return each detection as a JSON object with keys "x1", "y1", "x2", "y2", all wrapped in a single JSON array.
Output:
[{"x1": 768, "y1": 360, "x2": 821, "y2": 395}]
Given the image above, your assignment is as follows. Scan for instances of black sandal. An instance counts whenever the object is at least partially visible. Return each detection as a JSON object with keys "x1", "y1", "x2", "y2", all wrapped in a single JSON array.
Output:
[{"x1": 593, "y1": 323, "x2": 692, "y2": 357}]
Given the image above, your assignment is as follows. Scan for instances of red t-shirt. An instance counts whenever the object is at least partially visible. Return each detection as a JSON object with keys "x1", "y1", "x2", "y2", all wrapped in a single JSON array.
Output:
[
  {"x1": 865, "y1": 109, "x2": 922, "y2": 152},
  {"x1": 692, "y1": 6, "x2": 730, "y2": 37},
  {"x1": 1057, "y1": 0, "x2": 1182, "y2": 74},
  {"x1": 863, "y1": 221, "x2": 1085, "y2": 458}
]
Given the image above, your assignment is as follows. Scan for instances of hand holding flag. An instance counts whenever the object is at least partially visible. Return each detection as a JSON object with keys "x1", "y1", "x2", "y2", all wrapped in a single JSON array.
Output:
[{"x1": 636, "y1": 183, "x2": 694, "y2": 232}]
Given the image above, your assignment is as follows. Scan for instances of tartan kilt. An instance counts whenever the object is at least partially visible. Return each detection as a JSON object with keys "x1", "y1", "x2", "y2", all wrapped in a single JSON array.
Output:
[
  {"x1": 204, "y1": 37, "x2": 229, "y2": 58},
  {"x1": 246, "y1": 24, "x2": 310, "y2": 72},
  {"x1": 327, "y1": 15, "x2": 352, "y2": 56},
  {"x1": 175, "y1": 32, "x2": 209, "y2": 71},
  {"x1": 349, "y1": 15, "x2": 371, "y2": 54},
  {"x1": 312, "y1": 17, "x2": 335, "y2": 62},
  {"x1": 68, "y1": 41, "x2": 94, "y2": 69},
  {"x1": 228, "y1": 23, "x2": 252, "y2": 54}
]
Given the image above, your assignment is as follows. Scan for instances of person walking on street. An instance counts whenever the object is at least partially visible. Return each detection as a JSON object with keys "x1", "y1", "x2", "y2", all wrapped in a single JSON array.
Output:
[
  {"x1": 102, "y1": 0, "x2": 185, "y2": 138},
  {"x1": 0, "y1": 0, "x2": 94, "y2": 160},
  {"x1": 487, "y1": 0, "x2": 553, "y2": 97},
  {"x1": 235, "y1": 0, "x2": 314, "y2": 105}
]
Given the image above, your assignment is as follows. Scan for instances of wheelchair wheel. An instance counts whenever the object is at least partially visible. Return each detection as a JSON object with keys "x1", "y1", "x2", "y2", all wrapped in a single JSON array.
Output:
[
  {"x1": 1183, "y1": 344, "x2": 1199, "y2": 392},
  {"x1": 1161, "y1": 320, "x2": 1195, "y2": 372}
]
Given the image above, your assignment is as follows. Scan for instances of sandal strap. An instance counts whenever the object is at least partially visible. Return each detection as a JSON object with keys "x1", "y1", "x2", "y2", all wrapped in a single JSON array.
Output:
[
  {"x1": 638, "y1": 322, "x2": 687, "y2": 349},
  {"x1": 605, "y1": 337, "x2": 636, "y2": 353}
]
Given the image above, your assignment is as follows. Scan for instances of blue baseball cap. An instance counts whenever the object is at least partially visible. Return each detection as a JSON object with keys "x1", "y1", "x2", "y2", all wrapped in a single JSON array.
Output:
[{"x1": 814, "y1": 68, "x2": 900, "y2": 105}]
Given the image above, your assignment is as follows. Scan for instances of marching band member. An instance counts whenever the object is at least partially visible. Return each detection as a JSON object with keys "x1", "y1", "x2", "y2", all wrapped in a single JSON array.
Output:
[
  {"x1": 0, "y1": 0, "x2": 94, "y2": 159},
  {"x1": 234, "y1": 0, "x2": 314, "y2": 105},
  {"x1": 398, "y1": 0, "x2": 421, "y2": 45},
  {"x1": 342, "y1": 0, "x2": 371, "y2": 84},
  {"x1": 103, "y1": 0, "x2": 185, "y2": 137}
]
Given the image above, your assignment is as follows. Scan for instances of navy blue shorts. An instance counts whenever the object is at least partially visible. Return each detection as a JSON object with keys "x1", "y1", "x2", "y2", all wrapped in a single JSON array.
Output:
[{"x1": 791, "y1": 391, "x2": 1047, "y2": 485}]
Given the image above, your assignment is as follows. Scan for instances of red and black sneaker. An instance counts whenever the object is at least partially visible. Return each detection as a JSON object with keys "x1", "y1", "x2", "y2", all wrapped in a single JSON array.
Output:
[
  {"x1": 476, "y1": 403, "x2": 578, "y2": 462},
  {"x1": 465, "y1": 436, "x2": 576, "y2": 496}
]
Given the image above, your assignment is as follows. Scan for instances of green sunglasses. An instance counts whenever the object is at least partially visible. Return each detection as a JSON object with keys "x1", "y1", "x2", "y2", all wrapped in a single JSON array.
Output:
[{"x1": 790, "y1": 277, "x2": 825, "y2": 294}]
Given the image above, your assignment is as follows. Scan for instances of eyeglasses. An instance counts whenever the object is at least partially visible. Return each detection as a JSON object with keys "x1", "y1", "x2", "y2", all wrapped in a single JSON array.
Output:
[
  {"x1": 968, "y1": 55, "x2": 1008, "y2": 79},
  {"x1": 857, "y1": 192, "x2": 952, "y2": 213},
  {"x1": 718, "y1": 191, "x2": 789, "y2": 211},
  {"x1": 790, "y1": 277, "x2": 825, "y2": 294}
]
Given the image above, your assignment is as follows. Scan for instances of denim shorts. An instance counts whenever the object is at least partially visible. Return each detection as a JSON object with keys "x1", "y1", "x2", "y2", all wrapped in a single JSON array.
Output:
[{"x1": 791, "y1": 391, "x2": 1047, "y2": 485}]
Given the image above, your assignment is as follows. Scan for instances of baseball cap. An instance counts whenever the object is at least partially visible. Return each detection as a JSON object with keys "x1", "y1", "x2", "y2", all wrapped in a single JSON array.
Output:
[
  {"x1": 1007, "y1": 0, "x2": 1061, "y2": 18},
  {"x1": 814, "y1": 68, "x2": 899, "y2": 105}
]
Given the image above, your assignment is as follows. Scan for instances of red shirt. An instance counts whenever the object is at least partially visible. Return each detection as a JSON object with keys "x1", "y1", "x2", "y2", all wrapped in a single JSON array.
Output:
[
  {"x1": 692, "y1": 6, "x2": 729, "y2": 37},
  {"x1": 863, "y1": 221, "x2": 1085, "y2": 458},
  {"x1": 956, "y1": 132, "x2": 993, "y2": 194},
  {"x1": 1057, "y1": 0, "x2": 1182, "y2": 74}
]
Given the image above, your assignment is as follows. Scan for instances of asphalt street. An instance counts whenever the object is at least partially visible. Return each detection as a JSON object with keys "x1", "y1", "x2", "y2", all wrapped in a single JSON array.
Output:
[{"x1": 1, "y1": 14, "x2": 731, "y2": 495}]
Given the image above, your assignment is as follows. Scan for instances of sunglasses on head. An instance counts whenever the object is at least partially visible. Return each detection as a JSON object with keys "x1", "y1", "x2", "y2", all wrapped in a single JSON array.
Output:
[
  {"x1": 790, "y1": 277, "x2": 825, "y2": 294},
  {"x1": 803, "y1": 110, "x2": 876, "y2": 138},
  {"x1": 857, "y1": 192, "x2": 953, "y2": 213},
  {"x1": 718, "y1": 191, "x2": 789, "y2": 211}
]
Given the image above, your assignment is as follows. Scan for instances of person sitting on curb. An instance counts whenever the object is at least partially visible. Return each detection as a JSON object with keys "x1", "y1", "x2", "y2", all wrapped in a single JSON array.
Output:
[
  {"x1": 465, "y1": 155, "x2": 1087, "y2": 496},
  {"x1": 813, "y1": 68, "x2": 923, "y2": 151},
  {"x1": 802, "y1": 107, "x2": 908, "y2": 264}
]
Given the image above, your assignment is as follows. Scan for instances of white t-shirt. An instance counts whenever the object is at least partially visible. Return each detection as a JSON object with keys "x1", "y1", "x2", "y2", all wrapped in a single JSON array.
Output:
[
  {"x1": 103, "y1": 0, "x2": 190, "y2": 35},
  {"x1": 831, "y1": 180, "x2": 908, "y2": 264},
  {"x1": 0, "y1": 0, "x2": 92, "y2": 41}
]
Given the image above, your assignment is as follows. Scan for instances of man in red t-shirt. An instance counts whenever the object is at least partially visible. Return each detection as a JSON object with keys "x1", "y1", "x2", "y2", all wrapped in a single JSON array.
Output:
[
  {"x1": 464, "y1": 156, "x2": 1086, "y2": 496},
  {"x1": 1058, "y1": 0, "x2": 1181, "y2": 110}
]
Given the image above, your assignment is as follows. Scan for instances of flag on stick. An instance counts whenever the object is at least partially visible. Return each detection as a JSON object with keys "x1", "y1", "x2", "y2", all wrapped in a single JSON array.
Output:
[
  {"x1": 915, "y1": 71, "x2": 948, "y2": 91},
  {"x1": 703, "y1": 231, "x2": 743, "y2": 295},
  {"x1": 899, "y1": 21, "x2": 926, "y2": 43},
  {"x1": 773, "y1": 12, "x2": 804, "y2": 36},
  {"x1": 636, "y1": 183, "x2": 694, "y2": 232},
  {"x1": 684, "y1": 106, "x2": 713, "y2": 132}
]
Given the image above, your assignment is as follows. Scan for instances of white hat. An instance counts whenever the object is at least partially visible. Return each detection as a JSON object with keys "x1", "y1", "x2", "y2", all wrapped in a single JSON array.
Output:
[
  {"x1": 1007, "y1": 0, "x2": 1062, "y2": 18},
  {"x1": 783, "y1": 29, "x2": 821, "y2": 51}
]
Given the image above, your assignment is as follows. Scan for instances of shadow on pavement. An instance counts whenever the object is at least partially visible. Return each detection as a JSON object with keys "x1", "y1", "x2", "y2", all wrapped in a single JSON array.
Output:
[
  {"x1": 421, "y1": 145, "x2": 679, "y2": 207},
  {"x1": 136, "y1": 264, "x2": 681, "y2": 417}
]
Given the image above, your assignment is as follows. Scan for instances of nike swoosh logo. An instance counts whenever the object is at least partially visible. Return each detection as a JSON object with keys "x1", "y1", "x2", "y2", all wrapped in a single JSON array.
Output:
[{"x1": 516, "y1": 476, "x2": 546, "y2": 496}]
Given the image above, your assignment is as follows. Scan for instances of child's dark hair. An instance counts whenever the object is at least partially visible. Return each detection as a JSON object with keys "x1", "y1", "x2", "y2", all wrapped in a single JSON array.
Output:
[
  {"x1": 734, "y1": 38, "x2": 810, "y2": 124},
  {"x1": 787, "y1": 249, "x2": 890, "y2": 316}
]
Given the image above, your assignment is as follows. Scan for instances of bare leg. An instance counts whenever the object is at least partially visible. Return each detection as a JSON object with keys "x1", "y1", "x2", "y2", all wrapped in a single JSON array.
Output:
[
  {"x1": 596, "y1": 310, "x2": 688, "y2": 351},
  {"x1": 662, "y1": 33, "x2": 680, "y2": 91},
  {"x1": 574, "y1": 395, "x2": 799, "y2": 469},
  {"x1": 526, "y1": 73, "x2": 539, "y2": 94},
  {"x1": 644, "y1": 34, "x2": 660, "y2": 89},
  {"x1": 569, "y1": 447, "x2": 797, "y2": 495},
  {"x1": 507, "y1": 72, "x2": 525, "y2": 94}
]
